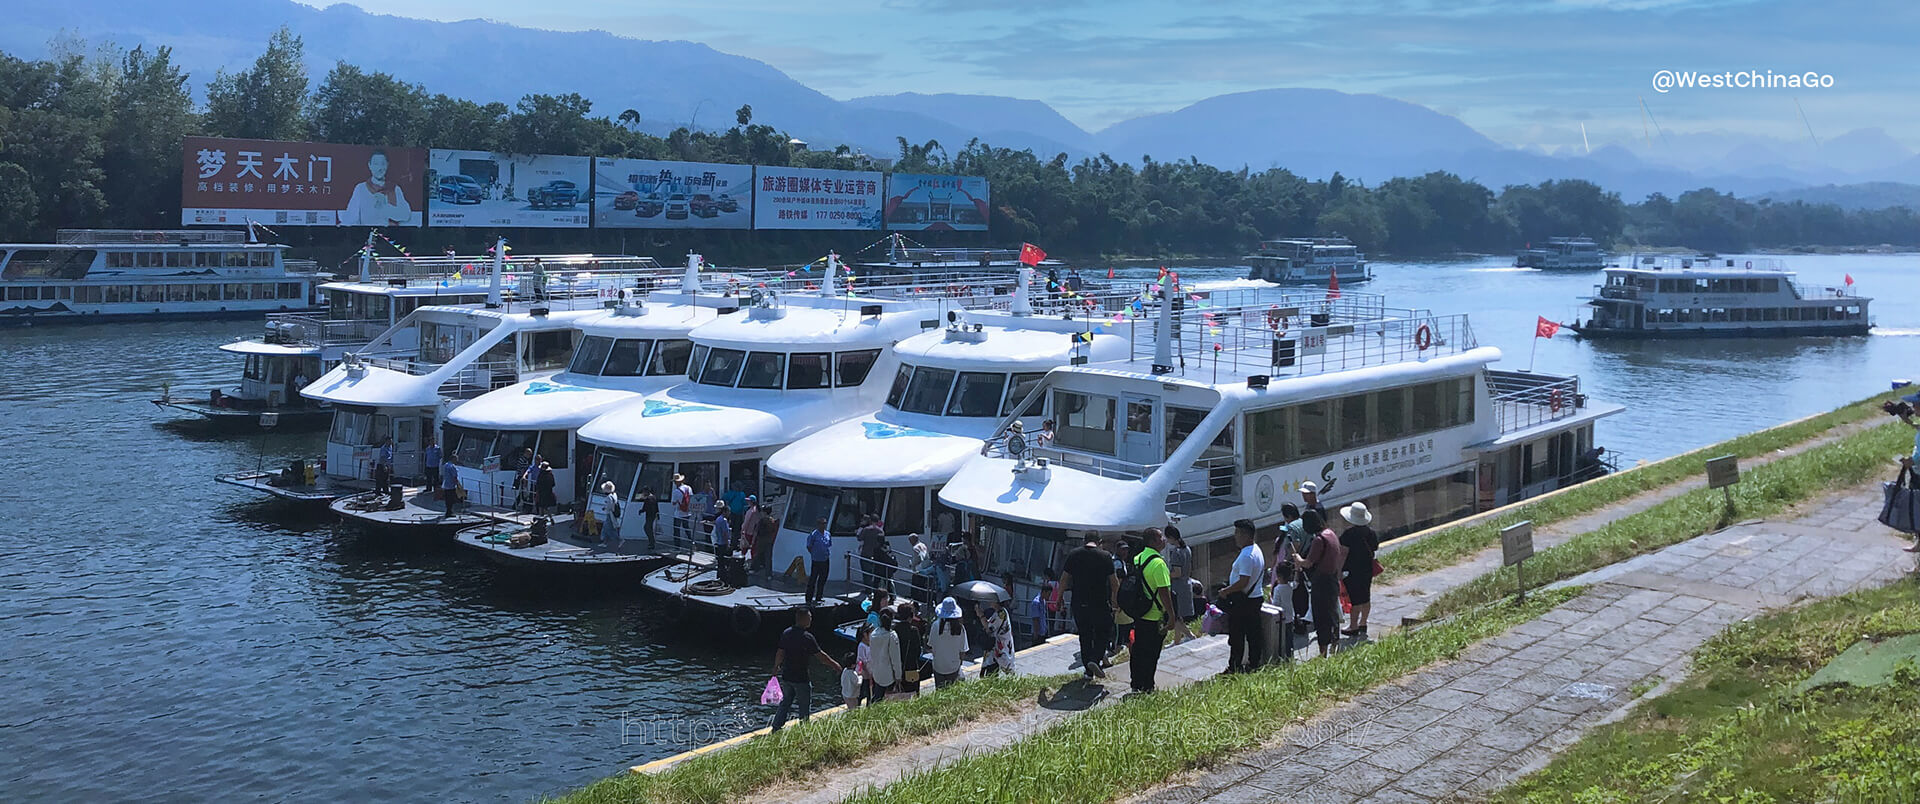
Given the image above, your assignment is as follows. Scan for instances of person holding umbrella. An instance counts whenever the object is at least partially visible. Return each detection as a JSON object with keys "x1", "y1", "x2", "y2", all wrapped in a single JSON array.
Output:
[{"x1": 979, "y1": 597, "x2": 1015, "y2": 676}]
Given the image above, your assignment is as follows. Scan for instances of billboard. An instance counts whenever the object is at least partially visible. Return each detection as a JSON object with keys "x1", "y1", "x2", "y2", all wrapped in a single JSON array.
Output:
[
  {"x1": 592, "y1": 158, "x2": 753, "y2": 229},
  {"x1": 181, "y1": 136, "x2": 426, "y2": 227},
  {"x1": 752, "y1": 167, "x2": 885, "y2": 230},
  {"x1": 425, "y1": 149, "x2": 592, "y2": 228},
  {"x1": 884, "y1": 174, "x2": 991, "y2": 232}
]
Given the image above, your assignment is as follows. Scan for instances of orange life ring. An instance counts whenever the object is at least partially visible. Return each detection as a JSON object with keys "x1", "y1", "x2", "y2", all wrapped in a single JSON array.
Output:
[
  {"x1": 1549, "y1": 389, "x2": 1565, "y2": 412},
  {"x1": 1265, "y1": 307, "x2": 1282, "y2": 330},
  {"x1": 1414, "y1": 324, "x2": 1434, "y2": 351}
]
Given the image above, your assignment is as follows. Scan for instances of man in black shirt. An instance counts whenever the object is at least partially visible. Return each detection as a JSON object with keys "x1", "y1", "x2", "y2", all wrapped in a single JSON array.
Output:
[
  {"x1": 771, "y1": 607, "x2": 841, "y2": 731},
  {"x1": 1062, "y1": 537, "x2": 1119, "y2": 680}
]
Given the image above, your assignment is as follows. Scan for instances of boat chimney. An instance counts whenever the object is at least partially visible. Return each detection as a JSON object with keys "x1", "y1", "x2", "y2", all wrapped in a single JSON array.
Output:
[
  {"x1": 1152, "y1": 276, "x2": 1175, "y2": 374},
  {"x1": 1011, "y1": 261, "x2": 1033, "y2": 316},
  {"x1": 358, "y1": 230, "x2": 374, "y2": 282},
  {"x1": 683, "y1": 251, "x2": 703, "y2": 294},
  {"x1": 486, "y1": 236, "x2": 505, "y2": 308}
]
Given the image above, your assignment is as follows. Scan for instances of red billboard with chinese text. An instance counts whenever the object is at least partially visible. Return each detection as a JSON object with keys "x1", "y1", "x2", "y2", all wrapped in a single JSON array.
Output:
[{"x1": 180, "y1": 136, "x2": 426, "y2": 227}]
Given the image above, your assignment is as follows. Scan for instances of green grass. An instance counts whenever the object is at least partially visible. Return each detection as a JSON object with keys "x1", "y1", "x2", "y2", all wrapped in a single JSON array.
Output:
[
  {"x1": 1494, "y1": 580, "x2": 1920, "y2": 803},
  {"x1": 839, "y1": 587, "x2": 1582, "y2": 804},
  {"x1": 1382, "y1": 389, "x2": 1902, "y2": 581},
  {"x1": 550, "y1": 672, "x2": 1068, "y2": 804},
  {"x1": 1423, "y1": 419, "x2": 1909, "y2": 619}
]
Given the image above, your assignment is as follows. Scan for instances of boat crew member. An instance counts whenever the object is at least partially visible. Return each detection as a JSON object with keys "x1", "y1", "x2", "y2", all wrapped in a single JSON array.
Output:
[
  {"x1": 806, "y1": 516, "x2": 832, "y2": 605},
  {"x1": 422, "y1": 437, "x2": 440, "y2": 493},
  {"x1": 439, "y1": 455, "x2": 461, "y2": 517},
  {"x1": 374, "y1": 437, "x2": 395, "y2": 501},
  {"x1": 711, "y1": 500, "x2": 733, "y2": 556}
]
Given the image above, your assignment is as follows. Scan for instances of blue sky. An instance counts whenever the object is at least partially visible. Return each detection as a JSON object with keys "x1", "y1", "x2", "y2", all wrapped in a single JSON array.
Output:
[{"x1": 301, "y1": 0, "x2": 1916, "y2": 150}]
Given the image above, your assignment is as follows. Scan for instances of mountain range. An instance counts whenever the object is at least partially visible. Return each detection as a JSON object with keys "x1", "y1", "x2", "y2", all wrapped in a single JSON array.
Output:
[{"x1": 8, "y1": 0, "x2": 1919, "y2": 205}]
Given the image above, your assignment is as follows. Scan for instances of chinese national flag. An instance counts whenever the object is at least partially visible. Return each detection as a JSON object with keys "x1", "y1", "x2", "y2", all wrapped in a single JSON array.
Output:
[
  {"x1": 1019, "y1": 242, "x2": 1046, "y2": 267},
  {"x1": 1106, "y1": 267, "x2": 1115, "y2": 279},
  {"x1": 1844, "y1": 273, "x2": 1854, "y2": 286},
  {"x1": 1326, "y1": 270, "x2": 1341, "y2": 300},
  {"x1": 1535, "y1": 316, "x2": 1562, "y2": 338}
]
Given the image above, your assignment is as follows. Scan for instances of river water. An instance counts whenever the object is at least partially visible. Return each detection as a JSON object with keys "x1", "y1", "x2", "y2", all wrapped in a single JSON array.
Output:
[{"x1": 1, "y1": 253, "x2": 1913, "y2": 801}]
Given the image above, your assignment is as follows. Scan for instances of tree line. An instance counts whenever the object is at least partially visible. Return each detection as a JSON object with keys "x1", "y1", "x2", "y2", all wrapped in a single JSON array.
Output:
[{"x1": 3, "y1": 29, "x2": 1916, "y2": 265}]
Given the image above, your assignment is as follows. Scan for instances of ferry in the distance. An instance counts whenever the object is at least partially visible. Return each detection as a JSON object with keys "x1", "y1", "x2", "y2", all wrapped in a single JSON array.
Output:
[
  {"x1": 1245, "y1": 236, "x2": 1372, "y2": 284},
  {"x1": 938, "y1": 282, "x2": 1621, "y2": 585},
  {"x1": 0, "y1": 229, "x2": 323, "y2": 324},
  {"x1": 851, "y1": 232, "x2": 1066, "y2": 274},
  {"x1": 1515, "y1": 237, "x2": 1607, "y2": 270},
  {"x1": 1574, "y1": 255, "x2": 1871, "y2": 339}
]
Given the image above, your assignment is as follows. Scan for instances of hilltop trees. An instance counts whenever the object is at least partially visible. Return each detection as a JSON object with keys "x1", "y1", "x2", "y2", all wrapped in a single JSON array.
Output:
[{"x1": 0, "y1": 29, "x2": 1915, "y2": 255}]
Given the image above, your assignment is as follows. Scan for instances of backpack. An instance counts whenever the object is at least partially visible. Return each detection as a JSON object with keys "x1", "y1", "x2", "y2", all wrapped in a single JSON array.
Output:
[{"x1": 1118, "y1": 553, "x2": 1163, "y2": 619}]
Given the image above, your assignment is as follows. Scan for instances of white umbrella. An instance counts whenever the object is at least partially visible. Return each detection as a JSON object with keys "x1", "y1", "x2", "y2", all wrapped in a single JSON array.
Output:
[{"x1": 953, "y1": 579, "x2": 1010, "y2": 603}]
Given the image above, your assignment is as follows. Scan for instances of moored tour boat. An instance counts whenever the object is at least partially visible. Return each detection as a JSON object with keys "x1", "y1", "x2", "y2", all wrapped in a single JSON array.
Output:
[{"x1": 1, "y1": 229, "x2": 322, "y2": 325}]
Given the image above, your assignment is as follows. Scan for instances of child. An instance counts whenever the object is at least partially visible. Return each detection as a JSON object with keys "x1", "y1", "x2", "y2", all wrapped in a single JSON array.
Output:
[
  {"x1": 839, "y1": 652, "x2": 861, "y2": 710},
  {"x1": 855, "y1": 624, "x2": 874, "y2": 704}
]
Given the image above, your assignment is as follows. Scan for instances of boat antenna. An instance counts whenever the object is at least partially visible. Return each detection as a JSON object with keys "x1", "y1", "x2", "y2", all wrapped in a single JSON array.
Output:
[
  {"x1": 359, "y1": 229, "x2": 375, "y2": 282},
  {"x1": 487, "y1": 236, "x2": 505, "y2": 308}
]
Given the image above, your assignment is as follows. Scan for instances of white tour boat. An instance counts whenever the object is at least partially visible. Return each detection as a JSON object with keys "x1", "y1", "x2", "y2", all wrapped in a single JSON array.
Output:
[
  {"x1": 851, "y1": 232, "x2": 1066, "y2": 275},
  {"x1": 0, "y1": 229, "x2": 322, "y2": 324},
  {"x1": 936, "y1": 285, "x2": 1621, "y2": 587},
  {"x1": 1575, "y1": 255, "x2": 1871, "y2": 339},
  {"x1": 1515, "y1": 237, "x2": 1607, "y2": 270},
  {"x1": 1245, "y1": 236, "x2": 1372, "y2": 285}
]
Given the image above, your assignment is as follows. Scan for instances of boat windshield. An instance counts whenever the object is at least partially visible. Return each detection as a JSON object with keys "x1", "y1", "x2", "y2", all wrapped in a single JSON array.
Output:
[{"x1": 783, "y1": 484, "x2": 837, "y2": 532}]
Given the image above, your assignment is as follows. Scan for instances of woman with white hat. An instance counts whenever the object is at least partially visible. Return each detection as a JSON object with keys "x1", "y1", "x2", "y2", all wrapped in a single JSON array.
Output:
[
  {"x1": 1339, "y1": 502, "x2": 1380, "y2": 637},
  {"x1": 599, "y1": 480, "x2": 623, "y2": 548},
  {"x1": 929, "y1": 597, "x2": 970, "y2": 688}
]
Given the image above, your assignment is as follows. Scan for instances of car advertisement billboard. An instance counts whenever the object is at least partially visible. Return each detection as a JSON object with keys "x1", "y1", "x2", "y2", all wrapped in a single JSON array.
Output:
[
  {"x1": 752, "y1": 167, "x2": 884, "y2": 230},
  {"x1": 592, "y1": 158, "x2": 753, "y2": 229},
  {"x1": 884, "y1": 174, "x2": 991, "y2": 232},
  {"x1": 425, "y1": 149, "x2": 592, "y2": 228},
  {"x1": 180, "y1": 136, "x2": 426, "y2": 227}
]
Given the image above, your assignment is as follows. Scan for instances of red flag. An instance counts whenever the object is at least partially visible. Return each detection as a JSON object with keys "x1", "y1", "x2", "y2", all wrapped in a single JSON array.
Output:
[
  {"x1": 1327, "y1": 270, "x2": 1341, "y2": 300},
  {"x1": 1019, "y1": 242, "x2": 1046, "y2": 267},
  {"x1": 1106, "y1": 267, "x2": 1114, "y2": 279},
  {"x1": 1535, "y1": 316, "x2": 1562, "y2": 338},
  {"x1": 1844, "y1": 273, "x2": 1854, "y2": 286}
]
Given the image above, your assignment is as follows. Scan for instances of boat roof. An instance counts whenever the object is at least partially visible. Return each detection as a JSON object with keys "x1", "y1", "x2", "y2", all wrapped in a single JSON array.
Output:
[
  {"x1": 219, "y1": 340, "x2": 321, "y2": 357},
  {"x1": 302, "y1": 307, "x2": 601, "y2": 408},
  {"x1": 444, "y1": 377, "x2": 653, "y2": 431},
  {"x1": 570, "y1": 298, "x2": 728, "y2": 337},
  {"x1": 578, "y1": 384, "x2": 869, "y2": 453},
  {"x1": 688, "y1": 298, "x2": 938, "y2": 351},
  {"x1": 768, "y1": 413, "x2": 997, "y2": 488},
  {"x1": 891, "y1": 313, "x2": 1127, "y2": 370}
]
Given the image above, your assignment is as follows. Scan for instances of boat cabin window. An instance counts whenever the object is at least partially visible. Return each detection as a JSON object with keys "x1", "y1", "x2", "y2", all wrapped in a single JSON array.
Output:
[
  {"x1": 593, "y1": 452, "x2": 640, "y2": 498},
  {"x1": 493, "y1": 431, "x2": 541, "y2": 469},
  {"x1": 899, "y1": 366, "x2": 956, "y2": 414},
  {"x1": 602, "y1": 339, "x2": 653, "y2": 376},
  {"x1": 329, "y1": 409, "x2": 387, "y2": 447},
  {"x1": 648, "y1": 339, "x2": 692, "y2": 376},
  {"x1": 836, "y1": 349, "x2": 881, "y2": 387},
  {"x1": 886, "y1": 366, "x2": 912, "y2": 407},
  {"x1": 1003, "y1": 372, "x2": 1047, "y2": 417},
  {"x1": 832, "y1": 487, "x2": 888, "y2": 533},
  {"x1": 738, "y1": 352, "x2": 786, "y2": 389},
  {"x1": 1165, "y1": 406, "x2": 1233, "y2": 460},
  {"x1": 1053, "y1": 390, "x2": 1116, "y2": 454},
  {"x1": 1243, "y1": 377, "x2": 1473, "y2": 472},
  {"x1": 522, "y1": 330, "x2": 576, "y2": 371},
  {"x1": 686, "y1": 345, "x2": 709, "y2": 379},
  {"x1": 538, "y1": 431, "x2": 570, "y2": 469},
  {"x1": 787, "y1": 352, "x2": 831, "y2": 389},
  {"x1": 947, "y1": 372, "x2": 1006, "y2": 417},
  {"x1": 784, "y1": 485, "x2": 837, "y2": 532},
  {"x1": 697, "y1": 348, "x2": 747, "y2": 386},
  {"x1": 636, "y1": 461, "x2": 675, "y2": 500},
  {"x1": 680, "y1": 462, "x2": 721, "y2": 503},
  {"x1": 886, "y1": 486, "x2": 926, "y2": 534},
  {"x1": 569, "y1": 336, "x2": 616, "y2": 374},
  {"x1": 728, "y1": 460, "x2": 761, "y2": 501}
]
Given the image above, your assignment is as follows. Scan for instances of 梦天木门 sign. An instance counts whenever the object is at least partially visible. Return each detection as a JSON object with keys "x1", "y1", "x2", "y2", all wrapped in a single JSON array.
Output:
[
  {"x1": 752, "y1": 167, "x2": 884, "y2": 230},
  {"x1": 884, "y1": 174, "x2": 990, "y2": 231},
  {"x1": 593, "y1": 158, "x2": 752, "y2": 229},
  {"x1": 426, "y1": 150, "x2": 592, "y2": 228},
  {"x1": 180, "y1": 136, "x2": 426, "y2": 227}
]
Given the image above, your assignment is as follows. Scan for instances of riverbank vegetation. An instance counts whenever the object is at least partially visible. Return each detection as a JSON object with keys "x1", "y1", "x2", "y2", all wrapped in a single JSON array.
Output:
[
  {"x1": 553, "y1": 672, "x2": 1065, "y2": 804},
  {"x1": 1383, "y1": 389, "x2": 1904, "y2": 581},
  {"x1": 5, "y1": 31, "x2": 1918, "y2": 262},
  {"x1": 1495, "y1": 581, "x2": 1920, "y2": 803},
  {"x1": 835, "y1": 588, "x2": 1580, "y2": 804},
  {"x1": 1425, "y1": 415, "x2": 1910, "y2": 619}
]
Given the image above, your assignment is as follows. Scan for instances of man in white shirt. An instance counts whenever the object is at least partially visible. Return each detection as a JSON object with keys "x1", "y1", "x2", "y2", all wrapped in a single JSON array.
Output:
[
  {"x1": 337, "y1": 150, "x2": 414, "y2": 226},
  {"x1": 1221, "y1": 518, "x2": 1267, "y2": 675},
  {"x1": 670, "y1": 474, "x2": 694, "y2": 544}
]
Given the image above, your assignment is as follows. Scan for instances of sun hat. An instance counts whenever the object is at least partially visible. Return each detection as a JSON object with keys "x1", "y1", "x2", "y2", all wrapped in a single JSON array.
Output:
[
  {"x1": 1341, "y1": 501, "x2": 1373, "y2": 526},
  {"x1": 672, "y1": 473, "x2": 685, "y2": 482},
  {"x1": 1300, "y1": 481, "x2": 1318, "y2": 494},
  {"x1": 935, "y1": 597, "x2": 963, "y2": 619},
  {"x1": 599, "y1": 481, "x2": 616, "y2": 494}
]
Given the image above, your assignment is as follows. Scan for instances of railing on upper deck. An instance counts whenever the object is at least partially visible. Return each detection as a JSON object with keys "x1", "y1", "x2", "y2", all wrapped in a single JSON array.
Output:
[
  {"x1": 1486, "y1": 369, "x2": 1587, "y2": 433},
  {"x1": 1136, "y1": 301, "x2": 1474, "y2": 380},
  {"x1": 264, "y1": 313, "x2": 389, "y2": 349}
]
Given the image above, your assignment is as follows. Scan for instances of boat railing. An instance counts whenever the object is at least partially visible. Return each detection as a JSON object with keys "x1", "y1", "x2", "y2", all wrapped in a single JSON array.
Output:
[
  {"x1": 1165, "y1": 454, "x2": 1242, "y2": 515},
  {"x1": 437, "y1": 360, "x2": 522, "y2": 399},
  {"x1": 1487, "y1": 370, "x2": 1587, "y2": 433},
  {"x1": 1134, "y1": 306, "x2": 1473, "y2": 380},
  {"x1": 1596, "y1": 285, "x2": 1643, "y2": 300},
  {"x1": 56, "y1": 228, "x2": 250, "y2": 245},
  {"x1": 263, "y1": 312, "x2": 388, "y2": 348}
]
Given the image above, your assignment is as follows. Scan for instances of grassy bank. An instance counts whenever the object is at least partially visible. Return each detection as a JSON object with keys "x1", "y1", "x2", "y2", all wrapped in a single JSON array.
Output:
[
  {"x1": 1423, "y1": 419, "x2": 1908, "y2": 619},
  {"x1": 840, "y1": 588, "x2": 1581, "y2": 804},
  {"x1": 1383, "y1": 389, "x2": 1902, "y2": 581},
  {"x1": 1495, "y1": 580, "x2": 1920, "y2": 803},
  {"x1": 552, "y1": 672, "x2": 1067, "y2": 804}
]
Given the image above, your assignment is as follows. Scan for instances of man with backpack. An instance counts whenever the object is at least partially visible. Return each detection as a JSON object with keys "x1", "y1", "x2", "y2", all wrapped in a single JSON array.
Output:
[
  {"x1": 670, "y1": 473, "x2": 693, "y2": 545},
  {"x1": 1120, "y1": 528, "x2": 1176, "y2": 694}
]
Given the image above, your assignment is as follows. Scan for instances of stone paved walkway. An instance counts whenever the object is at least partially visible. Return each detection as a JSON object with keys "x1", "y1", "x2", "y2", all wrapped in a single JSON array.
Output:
[{"x1": 1135, "y1": 483, "x2": 1916, "y2": 804}]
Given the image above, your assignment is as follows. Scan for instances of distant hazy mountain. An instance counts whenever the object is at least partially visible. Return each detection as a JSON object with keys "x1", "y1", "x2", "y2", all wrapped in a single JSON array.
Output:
[
  {"x1": 6, "y1": 0, "x2": 1916, "y2": 203},
  {"x1": 1758, "y1": 182, "x2": 1920, "y2": 210}
]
